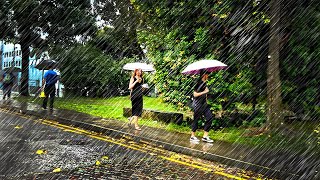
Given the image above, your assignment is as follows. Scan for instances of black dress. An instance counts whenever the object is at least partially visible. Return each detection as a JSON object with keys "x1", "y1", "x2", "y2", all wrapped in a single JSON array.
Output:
[{"x1": 131, "y1": 77, "x2": 143, "y2": 117}]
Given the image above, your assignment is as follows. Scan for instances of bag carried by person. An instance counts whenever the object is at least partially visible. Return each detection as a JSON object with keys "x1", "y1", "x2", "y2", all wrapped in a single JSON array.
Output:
[
  {"x1": 188, "y1": 81, "x2": 206, "y2": 110},
  {"x1": 39, "y1": 91, "x2": 46, "y2": 98}
]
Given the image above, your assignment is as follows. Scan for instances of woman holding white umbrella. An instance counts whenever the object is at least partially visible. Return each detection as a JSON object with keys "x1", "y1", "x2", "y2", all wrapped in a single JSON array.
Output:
[
  {"x1": 124, "y1": 62, "x2": 155, "y2": 130},
  {"x1": 128, "y1": 68, "x2": 144, "y2": 131}
]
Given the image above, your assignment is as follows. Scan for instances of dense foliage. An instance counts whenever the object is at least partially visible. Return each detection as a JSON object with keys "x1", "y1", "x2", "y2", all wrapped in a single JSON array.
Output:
[
  {"x1": 281, "y1": 0, "x2": 320, "y2": 118},
  {"x1": 130, "y1": 0, "x2": 319, "y2": 124},
  {"x1": 53, "y1": 45, "x2": 134, "y2": 97}
]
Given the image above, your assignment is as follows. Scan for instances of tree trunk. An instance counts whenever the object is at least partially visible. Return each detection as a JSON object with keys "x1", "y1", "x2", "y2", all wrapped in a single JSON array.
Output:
[
  {"x1": 267, "y1": 0, "x2": 283, "y2": 128},
  {"x1": 20, "y1": 35, "x2": 30, "y2": 96}
]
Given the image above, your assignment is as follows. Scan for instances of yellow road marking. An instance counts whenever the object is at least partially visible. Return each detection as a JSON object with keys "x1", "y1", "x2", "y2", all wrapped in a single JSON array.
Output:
[
  {"x1": 38, "y1": 119, "x2": 262, "y2": 179},
  {"x1": 160, "y1": 156, "x2": 247, "y2": 180}
]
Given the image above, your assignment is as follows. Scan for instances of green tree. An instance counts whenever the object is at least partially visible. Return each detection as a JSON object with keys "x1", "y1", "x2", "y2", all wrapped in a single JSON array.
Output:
[
  {"x1": 131, "y1": 0, "x2": 269, "y2": 112},
  {"x1": 2, "y1": 0, "x2": 96, "y2": 96},
  {"x1": 92, "y1": 0, "x2": 144, "y2": 59},
  {"x1": 266, "y1": 0, "x2": 283, "y2": 127},
  {"x1": 53, "y1": 45, "x2": 133, "y2": 97},
  {"x1": 281, "y1": 0, "x2": 320, "y2": 118}
]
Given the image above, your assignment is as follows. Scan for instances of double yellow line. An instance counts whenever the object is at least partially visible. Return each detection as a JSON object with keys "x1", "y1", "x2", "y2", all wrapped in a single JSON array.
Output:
[{"x1": 40, "y1": 119, "x2": 266, "y2": 180}]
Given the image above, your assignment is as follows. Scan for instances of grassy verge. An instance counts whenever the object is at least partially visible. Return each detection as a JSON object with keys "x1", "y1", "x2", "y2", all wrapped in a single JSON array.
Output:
[{"x1": 14, "y1": 95, "x2": 320, "y2": 152}]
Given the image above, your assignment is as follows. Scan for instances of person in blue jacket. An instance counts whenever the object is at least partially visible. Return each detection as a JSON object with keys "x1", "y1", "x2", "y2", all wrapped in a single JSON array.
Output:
[{"x1": 41, "y1": 65, "x2": 59, "y2": 110}]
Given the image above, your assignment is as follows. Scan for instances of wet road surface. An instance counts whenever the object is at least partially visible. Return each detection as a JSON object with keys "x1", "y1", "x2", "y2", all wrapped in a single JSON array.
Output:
[{"x1": 0, "y1": 109, "x2": 267, "y2": 179}]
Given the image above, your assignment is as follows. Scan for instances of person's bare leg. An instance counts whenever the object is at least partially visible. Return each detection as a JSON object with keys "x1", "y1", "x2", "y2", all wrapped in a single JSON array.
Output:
[
  {"x1": 134, "y1": 116, "x2": 141, "y2": 130},
  {"x1": 191, "y1": 131, "x2": 196, "y2": 137},
  {"x1": 128, "y1": 116, "x2": 134, "y2": 127},
  {"x1": 203, "y1": 131, "x2": 209, "y2": 138}
]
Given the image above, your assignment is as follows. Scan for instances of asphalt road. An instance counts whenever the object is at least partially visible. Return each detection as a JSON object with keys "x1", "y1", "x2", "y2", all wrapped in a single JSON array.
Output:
[{"x1": 0, "y1": 109, "x2": 266, "y2": 180}]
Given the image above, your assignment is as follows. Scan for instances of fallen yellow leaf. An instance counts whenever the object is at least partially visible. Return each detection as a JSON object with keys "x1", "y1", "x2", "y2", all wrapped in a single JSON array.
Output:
[
  {"x1": 36, "y1": 150, "x2": 47, "y2": 155},
  {"x1": 101, "y1": 156, "x2": 109, "y2": 160},
  {"x1": 96, "y1": 160, "x2": 101, "y2": 165},
  {"x1": 14, "y1": 126, "x2": 22, "y2": 129},
  {"x1": 53, "y1": 168, "x2": 61, "y2": 173}
]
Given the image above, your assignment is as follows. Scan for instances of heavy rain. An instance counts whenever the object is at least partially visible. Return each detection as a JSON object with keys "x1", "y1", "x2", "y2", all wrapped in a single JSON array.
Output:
[{"x1": 0, "y1": 0, "x2": 319, "y2": 179}]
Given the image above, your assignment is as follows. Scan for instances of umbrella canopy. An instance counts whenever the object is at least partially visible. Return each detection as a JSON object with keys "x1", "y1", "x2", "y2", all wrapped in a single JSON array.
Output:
[
  {"x1": 4, "y1": 66, "x2": 22, "y2": 73},
  {"x1": 181, "y1": 59, "x2": 227, "y2": 75},
  {"x1": 123, "y1": 62, "x2": 155, "y2": 72},
  {"x1": 35, "y1": 60, "x2": 57, "y2": 70}
]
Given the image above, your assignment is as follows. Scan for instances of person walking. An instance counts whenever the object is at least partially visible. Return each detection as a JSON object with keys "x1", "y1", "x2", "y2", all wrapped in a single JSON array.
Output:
[
  {"x1": 41, "y1": 64, "x2": 59, "y2": 110},
  {"x1": 190, "y1": 70, "x2": 214, "y2": 143},
  {"x1": 128, "y1": 68, "x2": 143, "y2": 131},
  {"x1": 1, "y1": 71, "x2": 15, "y2": 100}
]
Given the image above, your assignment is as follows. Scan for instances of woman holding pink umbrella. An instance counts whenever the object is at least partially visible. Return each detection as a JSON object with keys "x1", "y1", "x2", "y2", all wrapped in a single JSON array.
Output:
[{"x1": 182, "y1": 59, "x2": 227, "y2": 143}]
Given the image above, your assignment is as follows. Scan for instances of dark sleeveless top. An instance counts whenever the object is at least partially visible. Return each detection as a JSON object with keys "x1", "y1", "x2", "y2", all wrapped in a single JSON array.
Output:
[{"x1": 131, "y1": 77, "x2": 143, "y2": 100}]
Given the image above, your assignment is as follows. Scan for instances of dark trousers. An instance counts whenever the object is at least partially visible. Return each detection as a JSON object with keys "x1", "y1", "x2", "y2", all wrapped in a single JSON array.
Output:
[
  {"x1": 192, "y1": 105, "x2": 214, "y2": 132},
  {"x1": 2, "y1": 83, "x2": 12, "y2": 99},
  {"x1": 43, "y1": 85, "x2": 55, "y2": 109}
]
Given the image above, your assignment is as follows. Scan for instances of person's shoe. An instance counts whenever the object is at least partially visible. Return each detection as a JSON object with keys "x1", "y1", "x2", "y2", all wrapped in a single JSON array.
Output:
[
  {"x1": 202, "y1": 136, "x2": 213, "y2": 143},
  {"x1": 190, "y1": 136, "x2": 200, "y2": 142}
]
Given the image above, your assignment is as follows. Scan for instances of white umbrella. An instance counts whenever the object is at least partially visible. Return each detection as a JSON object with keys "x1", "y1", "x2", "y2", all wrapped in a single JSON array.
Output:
[
  {"x1": 123, "y1": 62, "x2": 155, "y2": 72},
  {"x1": 181, "y1": 59, "x2": 227, "y2": 75}
]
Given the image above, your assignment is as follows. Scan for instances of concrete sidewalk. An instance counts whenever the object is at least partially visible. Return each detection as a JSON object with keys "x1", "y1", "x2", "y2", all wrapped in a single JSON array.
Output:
[{"x1": 0, "y1": 99, "x2": 319, "y2": 179}]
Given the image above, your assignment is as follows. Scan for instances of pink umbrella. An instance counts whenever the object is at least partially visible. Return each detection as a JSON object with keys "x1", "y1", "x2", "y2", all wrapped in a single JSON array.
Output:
[{"x1": 181, "y1": 59, "x2": 227, "y2": 75}]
